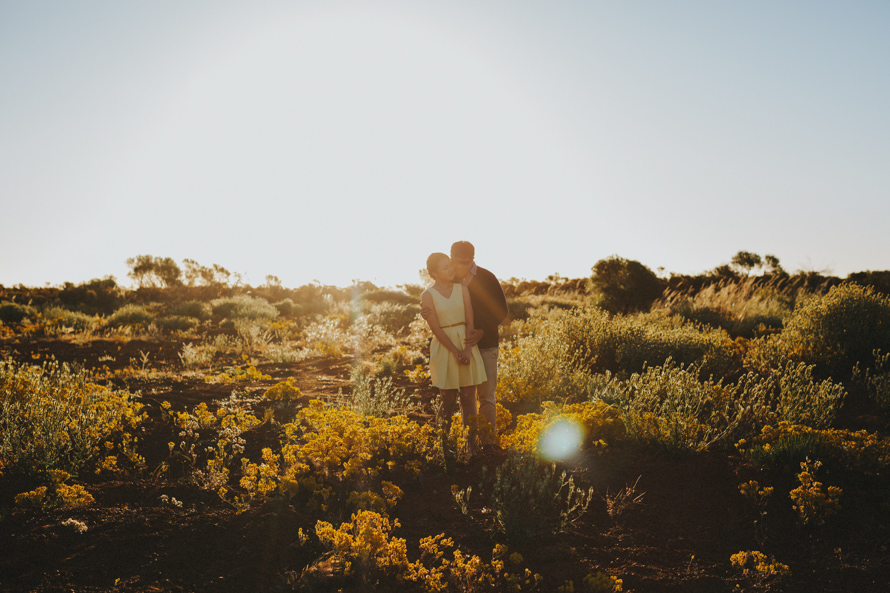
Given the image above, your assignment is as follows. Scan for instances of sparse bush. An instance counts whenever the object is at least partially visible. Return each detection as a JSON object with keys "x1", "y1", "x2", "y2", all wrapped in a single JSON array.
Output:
[
  {"x1": 661, "y1": 278, "x2": 794, "y2": 338},
  {"x1": 363, "y1": 301, "x2": 420, "y2": 336},
  {"x1": 854, "y1": 350, "x2": 890, "y2": 411},
  {"x1": 338, "y1": 367, "x2": 411, "y2": 418},
  {"x1": 0, "y1": 301, "x2": 37, "y2": 323},
  {"x1": 179, "y1": 342, "x2": 215, "y2": 368}
]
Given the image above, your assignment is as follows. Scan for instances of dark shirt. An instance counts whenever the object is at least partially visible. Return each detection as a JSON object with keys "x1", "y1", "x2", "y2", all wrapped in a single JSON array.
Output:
[{"x1": 465, "y1": 266, "x2": 508, "y2": 350}]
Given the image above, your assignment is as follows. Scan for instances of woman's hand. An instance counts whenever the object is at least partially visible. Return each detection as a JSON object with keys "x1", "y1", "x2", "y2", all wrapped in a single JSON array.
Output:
[{"x1": 458, "y1": 349, "x2": 471, "y2": 365}]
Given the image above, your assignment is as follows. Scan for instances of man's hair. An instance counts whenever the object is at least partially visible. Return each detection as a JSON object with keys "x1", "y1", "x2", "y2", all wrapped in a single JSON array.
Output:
[
  {"x1": 450, "y1": 241, "x2": 475, "y2": 260},
  {"x1": 426, "y1": 252, "x2": 450, "y2": 278}
]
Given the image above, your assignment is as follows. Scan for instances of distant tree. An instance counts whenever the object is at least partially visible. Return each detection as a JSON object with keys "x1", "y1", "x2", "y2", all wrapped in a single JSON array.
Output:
[
  {"x1": 591, "y1": 256, "x2": 665, "y2": 314},
  {"x1": 126, "y1": 255, "x2": 182, "y2": 288},
  {"x1": 731, "y1": 251, "x2": 762, "y2": 275},
  {"x1": 711, "y1": 265, "x2": 741, "y2": 281},
  {"x1": 182, "y1": 259, "x2": 232, "y2": 287},
  {"x1": 763, "y1": 254, "x2": 787, "y2": 276}
]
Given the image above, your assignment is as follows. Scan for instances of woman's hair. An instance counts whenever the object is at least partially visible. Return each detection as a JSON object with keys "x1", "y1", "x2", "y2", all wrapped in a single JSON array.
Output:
[{"x1": 426, "y1": 252, "x2": 450, "y2": 278}]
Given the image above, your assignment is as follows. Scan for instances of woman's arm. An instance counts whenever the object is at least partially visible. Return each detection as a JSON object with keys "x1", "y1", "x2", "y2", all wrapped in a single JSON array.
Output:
[{"x1": 421, "y1": 291, "x2": 462, "y2": 357}]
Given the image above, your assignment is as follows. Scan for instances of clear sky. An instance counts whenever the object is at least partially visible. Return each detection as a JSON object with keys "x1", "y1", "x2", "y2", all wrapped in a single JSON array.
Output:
[{"x1": 2, "y1": 0, "x2": 889, "y2": 289}]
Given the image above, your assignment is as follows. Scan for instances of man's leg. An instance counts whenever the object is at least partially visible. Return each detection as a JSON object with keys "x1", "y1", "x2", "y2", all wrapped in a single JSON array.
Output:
[{"x1": 477, "y1": 347, "x2": 499, "y2": 443}]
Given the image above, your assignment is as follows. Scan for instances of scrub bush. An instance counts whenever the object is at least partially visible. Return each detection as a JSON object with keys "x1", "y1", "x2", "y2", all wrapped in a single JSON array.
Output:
[
  {"x1": 509, "y1": 307, "x2": 739, "y2": 382},
  {"x1": 0, "y1": 301, "x2": 37, "y2": 323},
  {"x1": 456, "y1": 450, "x2": 595, "y2": 542},
  {"x1": 41, "y1": 306, "x2": 99, "y2": 333},
  {"x1": 156, "y1": 315, "x2": 199, "y2": 332},
  {"x1": 106, "y1": 304, "x2": 155, "y2": 327},
  {"x1": 210, "y1": 295, "x2": 279, "y2": 320},
  {"x1": 171, "y1": 300, "x2": 212, "y2": 321},
  {"x1": 273, "y1": 298, "x2": 302, "y2": 317},
  {"x1": 781, "y1": 283, "x2": 890, "y2": 380}
]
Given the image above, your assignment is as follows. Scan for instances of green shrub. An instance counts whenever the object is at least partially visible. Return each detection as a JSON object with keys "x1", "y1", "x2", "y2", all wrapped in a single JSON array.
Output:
[
  {"x1": 591, "y1": 256, "x2": 665, "y2": 314},
  {"x1": 0, "y1": 301, "x2": 37, "y2": 323},
  {"x1": 780, "y1": 283, "x2": 890, "y2": 380},
  {"x1": 766, "y1": 361, "x2": 845, "y2": 427},
  {"x1": 106, "y1": 304, "x2": 155, "y2": 327},
  {"x1": 615, "y1": 357, "x2": 845, "y2": 452},
  {"x1": 616, "y1": 360, "x2": 747, "y2": 452},
  {"x1": 363, "y1": 301, "x2": 420, "y2": 336},
  {"x1": 171, "y1": 300, "x2": 212, "y2": 321},
  {"x1": 58, "y1": 277, "x2": 121, "y2": 315},
  {"x1": 210, "y1": 295, "x2": 279, "y2": 320},
  {"x1": 273, "y1": 298, "x2": 302, "y2": 317},
  {"x1": 456, "y1": 450, "x2": 594, "y2": 542},
  {"x1": 549, "y1": 307, "x2": 739, "y2": 380}
]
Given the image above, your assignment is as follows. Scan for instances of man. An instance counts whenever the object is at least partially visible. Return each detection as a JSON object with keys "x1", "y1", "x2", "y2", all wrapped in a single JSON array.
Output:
[{"x1": 425, "y1": 241, "x2": 508, "y2": 449}]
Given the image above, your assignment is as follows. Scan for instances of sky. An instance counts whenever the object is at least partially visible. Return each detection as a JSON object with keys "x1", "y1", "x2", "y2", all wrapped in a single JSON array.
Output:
[{"x1": 2, "y1": 0, "x2": 889, "y2": 290}]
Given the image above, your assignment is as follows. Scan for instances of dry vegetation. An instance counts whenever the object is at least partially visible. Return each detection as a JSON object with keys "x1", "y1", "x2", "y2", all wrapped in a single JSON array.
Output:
[{"x1": 2, "y1": 256, "x2": 890, "y2": 592}]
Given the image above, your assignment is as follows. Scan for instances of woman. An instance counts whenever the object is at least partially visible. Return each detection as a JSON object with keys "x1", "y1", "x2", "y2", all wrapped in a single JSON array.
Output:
[{"x1": 421, "y1": 252, "x2": 487, "y2": 444}]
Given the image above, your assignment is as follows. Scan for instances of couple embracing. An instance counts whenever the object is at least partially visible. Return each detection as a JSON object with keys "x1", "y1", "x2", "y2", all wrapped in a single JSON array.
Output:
[{"x1": 420, "y1": 241, "x2": 508, "y2": 454}]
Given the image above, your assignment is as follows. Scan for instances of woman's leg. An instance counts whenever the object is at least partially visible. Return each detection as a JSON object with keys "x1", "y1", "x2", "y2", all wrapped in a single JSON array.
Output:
[{"x1": 438, "y1": 389, "x2": 458, "y2": 433}]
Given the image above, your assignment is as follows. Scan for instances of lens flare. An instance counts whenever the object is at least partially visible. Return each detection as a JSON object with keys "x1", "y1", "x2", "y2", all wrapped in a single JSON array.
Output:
[{"x1": 538, "y1": 418, "x2": 584, "y2": 461}]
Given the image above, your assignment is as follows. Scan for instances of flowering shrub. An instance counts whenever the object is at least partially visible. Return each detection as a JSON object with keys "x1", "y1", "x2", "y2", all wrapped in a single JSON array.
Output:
[
  {"x1": 501, "y1": 400, "x2": 624, "y2": 454},
  {"x1": 737, "y1": 422, "x2": 890, "y2": 475},
  {"x1": 739, "y1": 480, "x2": 773, "y2": 544},
  {"x1": 730, "y1": 550, "x2": 791, "y2": 583},
  {"x1": 315, "y1": 511, "x2": 543, "y2": 591},
  {"x1": 557, "y1": 572, "x2": 623, "y2": 593},
  {"x1": 15, "y1": 469, "x2": 94, "y2": 510},
  {"x1": 204, "y1": 356, "x2": 271, "y2": 383},
  {"x1": 789, "y1": 458, "x2": 842, "y2": 525},
  {"x1": 164, "y1": 397, "x2": 261, "y2": 498},
  {"x1": 315, "y1": 510, "x2": 413, "y2": 585},
  {"x1": 238, "y1": 401, "x2": 438, "y2": 517},
  {"x1": 0, "y1": 360, "x2": 145, "y2": 476},
  {"x1": 263, "y1": 377, "x2": 303, "y2": 402}
]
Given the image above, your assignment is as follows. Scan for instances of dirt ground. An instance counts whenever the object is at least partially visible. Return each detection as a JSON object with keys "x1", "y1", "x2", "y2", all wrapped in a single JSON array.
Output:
[{"x1": 1, "y1": 335, "x2": 888, "y2": 592}]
